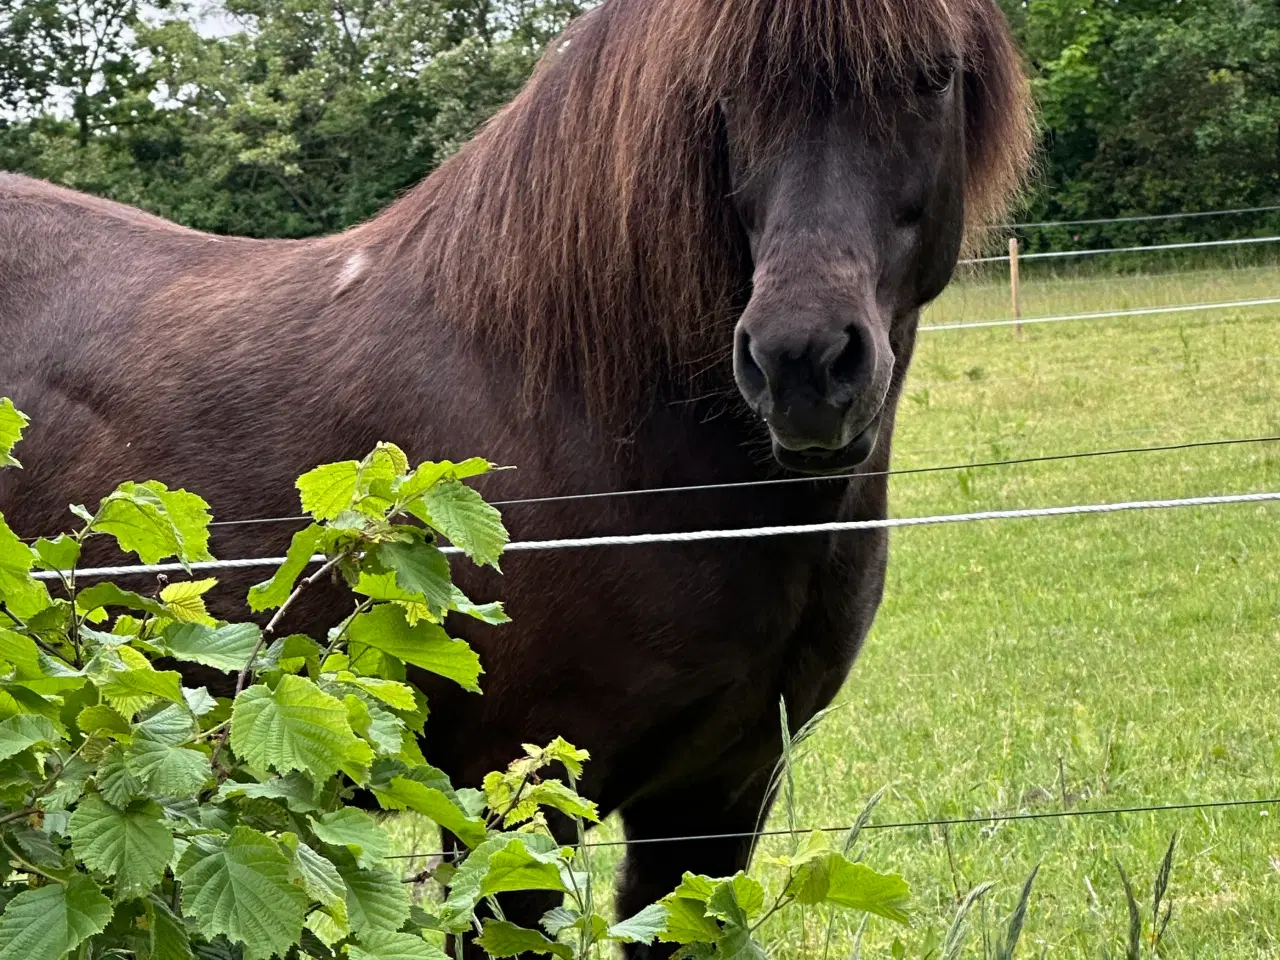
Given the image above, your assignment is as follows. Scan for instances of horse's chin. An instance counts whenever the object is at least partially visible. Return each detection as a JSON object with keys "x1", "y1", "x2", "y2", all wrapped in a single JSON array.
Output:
[{"x1": 770, "y1": 415, "x2": 882, "y2": 475}]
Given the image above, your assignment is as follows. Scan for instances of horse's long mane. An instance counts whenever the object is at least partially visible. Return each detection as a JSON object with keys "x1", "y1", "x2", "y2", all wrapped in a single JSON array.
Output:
[{"x1": 368, "y1": 0, "x2": 1033, "y2": 421}]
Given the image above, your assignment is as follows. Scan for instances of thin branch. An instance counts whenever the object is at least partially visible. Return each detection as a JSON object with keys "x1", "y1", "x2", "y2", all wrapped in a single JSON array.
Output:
[
  {"x1": 0, "y1": 808, "x2": 39, "y2": 827},
  {"x1": 2, "y1": 839, "x2": 62, "y2": 883},
  {"x1": 234, "y1": 552, "x2": 346, "y2": 696}
]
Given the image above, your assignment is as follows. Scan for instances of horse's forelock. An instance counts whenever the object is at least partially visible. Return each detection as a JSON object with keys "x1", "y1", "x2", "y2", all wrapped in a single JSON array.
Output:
[{"x1": 370, "y1": 0, "x2": 1032, "y2": 422}]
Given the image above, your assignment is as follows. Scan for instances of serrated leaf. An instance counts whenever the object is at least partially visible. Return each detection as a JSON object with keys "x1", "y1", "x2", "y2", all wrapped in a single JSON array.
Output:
[
  {"x1": 0, "y1": 715, "x2": 59, "y2": 761},
  {"x1": 184, "y1": 687, "x2": 219, "y2": 717},
  {"x1": 435, "y1": 835, "x2": 571, "y2": 932},
  {"x1": 393, "y1": 460, "x2": 491, "y2": 504},
  {"x1": 231, "y1": 676, "x2": 357, "y2": 779},
  {"x1": 160, "y1": 579, "x2": 219, "y2": 626},
  {"x1": 165, "y1": 622, "x2": 262, "y2": 673},
  {"x1": 371, "y1": 775, "x2": 486, "y2": 849},
  {"x1": 476, "y1": 921, "x2": 572, "y2": 960},
  {"x1": 348, "y1": 605, "x2": 481, "y2": 693},
  {"x1": 77, "y1": 704, "x2": 131, "y2": 738},
  {"x1": 135, "y1": 704, "x2": 197, "y2": 745},
  {"x1": 706, "y1": 874, "x2": 766, "y2": 924},
  {"x1": 0, "y1": 873, "x2": 113, "y2": 960},
  {"x1": 335, "y1": 858, "x2": 411, "y2": 935},
  {"x1": 69, "y1": 795, "x2": 174, "y2": 895},
  {"x1": 178, "y1": 826, "x2": 308, "y2": 960},
  {"x1": 292, "y1": 841, "x2": 345, "y2": 908},
  {"x1": 351, "y1": 573, "x2": 434, "y2": 626},
  {"x1": 413, "y1": 480, "x2": 508, "y2": 568},
  {"x1": 0, "y1": 628, "x2": 40, "y2": 677},
  {"x1": 0, "y1": 515, "x2": 48, "y2": 619},
  {"x1": 335, "y1": 675, "x2": 416, "y2": 712},
  {"x1": 126, "y1": 737, "x2": 212, "y2": 798},
  {"x1": 608, "y1": 903, "x2": 668, "y2": 944},
  {"x1": 368, "y1": 541, "x2": 453, "y2": 615},
  {"x1": 147, "y1": 897, "x2": 194, "y2": 960},
  {"x1": 248, "y1": 525, "x2": 324, "y2": 613},
  {"x1": 76, "y1": 582, "x2": 168, "y2": 619},
  {"x1": 31, "y1": 536, "x2": 79, "y2": 574},
  {"x1": 216, "y1": 773, "x2": 322, "y2": 813},
  {"x1": 309, "y1": 809, "x2": 390, "y2": 868},
  {"x1": 297, "y1": 463, "x2": 360, "y2": 521},
  {"x1": 306, "y1": 907, "x2": 348, "y2": 949},
  {"x1": 0, "y1": 400, "x2": 28, "y2": 469},
  {"x1": 347, "y1": 931, "x2": 448, "y2": 960},
  {"x1": 450, "y1": 588, "x2": 510, "y2": 625},
  {"x1": 789, "y1": 854, "x2": 910, "y2": 924},
  {"x1": 98, "y1": 744, "x2": 143, "y2": 806},
  {"x1": 100, "y1": 652, "x2": 185, "y2": 714},
  {"x1": 92, "y1": 482, "x2": 213, "y2": 565},
  {"x1": 517, "y1": 780, "x2": 598, "y2": 825}
]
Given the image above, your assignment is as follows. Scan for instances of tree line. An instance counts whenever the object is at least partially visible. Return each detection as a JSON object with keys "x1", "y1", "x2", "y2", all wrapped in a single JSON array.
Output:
[{"x1": 1, "y1": 0, "x2": 1277, "y2": 249}]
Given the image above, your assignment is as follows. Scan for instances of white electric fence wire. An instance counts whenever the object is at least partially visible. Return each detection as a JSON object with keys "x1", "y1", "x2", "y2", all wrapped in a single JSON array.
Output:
[
  {"x1": 920, "y1": 297, "x2": 1280, "y2": 333},
  {"x1": 30, "y1": 491, "x2": 1280, "y2": 581},
  {"x1": 1002, "y1": 204, "x2": 1280, "y2": 230},
  {"x1": 959, "y1": 234, "x2": 1280, "y2": 265}
]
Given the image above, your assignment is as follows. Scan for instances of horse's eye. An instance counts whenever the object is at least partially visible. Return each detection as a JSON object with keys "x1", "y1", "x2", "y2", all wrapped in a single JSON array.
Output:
[{"x1": 914, "y1": 61, "x2": 956, "y2": 97}]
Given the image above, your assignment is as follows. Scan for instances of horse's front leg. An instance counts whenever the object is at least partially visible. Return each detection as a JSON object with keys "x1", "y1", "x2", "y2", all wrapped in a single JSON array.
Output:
[{"x1": 614, "y1": 766, "x2": 775, "y2": 960}]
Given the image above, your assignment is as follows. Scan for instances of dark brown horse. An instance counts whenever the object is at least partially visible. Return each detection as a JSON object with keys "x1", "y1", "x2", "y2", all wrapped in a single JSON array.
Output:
[{"x1": 1, "y1": 0, "x2": 1031, "y2": 953}]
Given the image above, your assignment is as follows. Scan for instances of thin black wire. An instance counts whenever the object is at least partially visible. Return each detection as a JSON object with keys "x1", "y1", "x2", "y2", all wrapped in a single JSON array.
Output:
[
  {"x1": 203, "y1": 433, "x2": 1280, "y2": 531},
  {"x1": 390, "y1": 796, "x2": 1280, "y2": 863}
]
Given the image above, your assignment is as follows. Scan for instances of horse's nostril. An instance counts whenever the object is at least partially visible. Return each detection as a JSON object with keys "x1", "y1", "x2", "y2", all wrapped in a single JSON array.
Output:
[
  {"x1": 735, "y1": 327, "x2": 767, "y2": 395},
  {"x1": 829, "y1": 326, "x2": 866, "y2": 390}
]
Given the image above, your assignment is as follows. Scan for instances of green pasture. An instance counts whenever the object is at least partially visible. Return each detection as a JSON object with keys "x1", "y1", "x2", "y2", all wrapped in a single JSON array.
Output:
[{"x1": 397, "y1": 257, "x2": 1280, "y2": 957}]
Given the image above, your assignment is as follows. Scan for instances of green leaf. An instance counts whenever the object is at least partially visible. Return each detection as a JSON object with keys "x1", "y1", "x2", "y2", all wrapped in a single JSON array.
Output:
[
  {"x1": 707, "y1": 874, "x2": 766, "y2": 924},
  {"x1": 335, "y1": 858, "x2": 411, "y2": 935},
  {"x1": 450, "y1": 588, "x2": 510, "y2": 626},
  {"x1": 476, "y1": 921, "x2": 572, "y2": 960},
  {"x1": 348, "y1": 605, "x2": 482, "y2": 693},
  {"x1": 248, "y1": 525, "x2": 324, "y2": 613},
  {"x1": 31, "y1": 536, "x2": 79, "y2": 574},
  {"x1": 0, "y1": 515, "x2": 48, "y2": 619},
  {"x1": 126, "y1": 737, "x2": 212, "y2": 798},
  {"x1": 216, "y1": 773, "x2": 322, "y2": 813},
  {"x1": 608, "y1": 904, "x2": 668, "y2": 944},
  {"x1": 0, "y1": 400, "x2": 28, "y2": 469},
  {"x1": 146, "y1": 897, "x2": 194, "y2": 960},
  {"x1": 537, "y1": 738, "x2": 590, "y2": 779},
  {"x1": 393, "y1": 460, "x2": 491, "y2": 504},
  {"x1": 368, "y1": 540, "x2": 453, "y2": 615},
  {"x1": 789, "y1": 854, "x2": 910, "y2": 924},
  {"x1": 297, "y1": 463, "x2": 360, "y2": 521},
  {"x1": 0, "y1": 629, "x2": 40, "y2": 677},
  {"x1": 76, "y1": 582, "x2": 168, "y2": 618},
  {"x1": 92, "y1": 482, "x2": 213, "y2": 565},
  {"x1": 309, "y1": 809, "x2": 391, "y2": 868},
  {"x1": 135, "y1": 704, "x2": 197, "y2": 744},
  {"x1": 69, "y1": 795, "x2": 174, "y2": 896},
  {"x1": 165, "y1": 622, "x2": 262, "y2": 673},
  {"x1": 438, "y1": 835, "x2": 563, "y2": 933},
  {"x1": 335, "y1": 674, "x2": 417, "y2": 712},
  {"x1": 518, "y1": 780, "x2": 598, "y2": 825},
  {"x1": 347, "y1": 931, "x2": 448, "y2": 960},
  {"x1": 291, "y1": 841, "x2": 346, "y2": 908},
  {"x1": 98, "y1": 744, "x2": 143, "y2": 807},
  {"x1": 160, "y1": 579, "x2": 219, "y2": 626},
  {"x1": 100, "y1": 649, "x2": 185, "y2": 713},
  {"x1": 231, "y1": 676, "x2": 358, "y2": 779},
  {"x1": 77, "y1": 705, "x2": 131, "y2": 738},
  {"x1": 0, "y1": 873, "x2": 113, "y2": 960},
  {"x1": 178, "y1": 827, "x2": 309, "y2": 960},
  {"x1": 414, "y1": 480, "x2": 508, "y2": 568},
  {"x1": 0, "y1": 715, "x2": 59, "y2": 761},
  {"x1": 371, "y1": 775, "x2": 487, "y2": 849}
]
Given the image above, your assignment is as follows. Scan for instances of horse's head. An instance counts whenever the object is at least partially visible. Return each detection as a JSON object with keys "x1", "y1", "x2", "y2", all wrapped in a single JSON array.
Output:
[{"x1": 726, "y1": 63, "x2": 968, "y2": 473}]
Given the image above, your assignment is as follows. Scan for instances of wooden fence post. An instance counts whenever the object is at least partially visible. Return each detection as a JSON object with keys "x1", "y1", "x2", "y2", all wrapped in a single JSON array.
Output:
[{"x1": 1009, "y1": 237, "x2": 1022, "y2": 338}]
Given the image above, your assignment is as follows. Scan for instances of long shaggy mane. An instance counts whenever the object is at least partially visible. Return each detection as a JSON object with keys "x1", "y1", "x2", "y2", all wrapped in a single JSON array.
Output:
[{"x1": 369, "y1": 0, "x2": 1034, "y2": 422}]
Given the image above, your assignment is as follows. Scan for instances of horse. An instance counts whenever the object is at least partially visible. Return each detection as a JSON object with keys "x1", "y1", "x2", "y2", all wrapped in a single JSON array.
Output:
[{"x1": 0, "y1": 0, "x2": 1032, "y2": 954}]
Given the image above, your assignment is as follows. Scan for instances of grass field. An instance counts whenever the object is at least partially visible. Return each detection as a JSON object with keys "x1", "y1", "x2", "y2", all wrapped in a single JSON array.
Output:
[{"x1": 397, "y1": 257, "x2": 1280, "y2": 957}]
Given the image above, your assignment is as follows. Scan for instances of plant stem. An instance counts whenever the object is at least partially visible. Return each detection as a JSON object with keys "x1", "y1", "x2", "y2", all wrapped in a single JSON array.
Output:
[
  {"x1": 0, "y1": 808, "x2": 38, "y2": 826},
  {"x1": 234, "y1": 552, "x2": 346, "y2": 696},
  {"x1": 2, "y1": 839, "x2": 62, "y2": 883}
]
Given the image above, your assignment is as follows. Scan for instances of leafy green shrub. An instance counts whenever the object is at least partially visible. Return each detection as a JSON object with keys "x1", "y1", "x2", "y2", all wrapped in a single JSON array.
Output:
[{"x1": 0, "y1": 398, "x2": 916, "y2": 960}]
